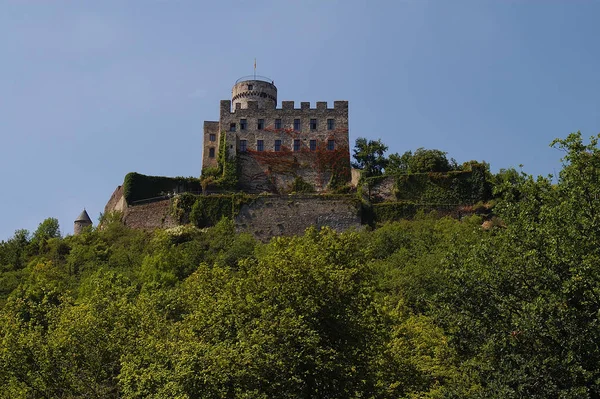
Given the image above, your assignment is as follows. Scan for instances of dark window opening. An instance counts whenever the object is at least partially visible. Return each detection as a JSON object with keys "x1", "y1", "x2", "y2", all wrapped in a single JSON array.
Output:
[
  {"x1": 294, "y1": 119, "x2": 301, "y2": 131},
  {"x1": 327, "y1": 140, "x2": 335, "y2": 151},
  {"x1": 209, "y1": 147, "x2": 215, "y2": 158},
  {"x1": 209, "y1": 133, "x2": 216, "y2": 142},
  {"x1": 258, "y1": 119, "x2": 264, "y2": 130},
  {"x1": 310, "y1": 140, "x2": 317, "y2": 151},
  {"x1": 240, "y1": 140, "x2": 247, "y2": 152},
  {"x1": 240, "y1": 119, "x2": 247, "y2": 130},
  {"x1": 248, "y1": 84, "x2": 253, "y2": 90},
  {"x1": 275, "y1": 119, "x2": 282, "y2": 129},
  {"x1": 257, "y1": 140, "x2": 264, "y2": 151},
  {"x1": 310, "y1": 119, "x2": 317, "y2": 130},
  {"x1": 229, "y1": 123, "x2": 236, "y2": 132},
  {"x1": 327, "y1": 119, "x2": 335, "y2": 130},
  {"x1": 274, "y1": 140, "x2": 281, "y2": 152},
  {"x1": 293, "y1": 139, "x2": 301, "y2": 152}
]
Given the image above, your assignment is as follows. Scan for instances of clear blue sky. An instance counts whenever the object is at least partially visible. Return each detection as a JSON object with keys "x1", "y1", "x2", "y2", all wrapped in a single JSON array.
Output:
[{"x1": 1, "y1": 0, "x2": 599, "y2": 240}]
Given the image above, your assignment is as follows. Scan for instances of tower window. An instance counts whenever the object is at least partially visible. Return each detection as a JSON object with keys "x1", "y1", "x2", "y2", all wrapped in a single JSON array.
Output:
[
  {"x1": 258, "y1": 119, "x2": 264, "y2": 130},
  {"x1": 293, "y1": 139, "x2": 301, "y2": 152},
  {"x1": 209, "y1": 133, "x2": 216, "y2": 142},
  {"x1": 327, "y1": 140, "x2": 335, "y2": 151},
  {"x1": 275, "y1": 119, "x2": 282, "y2": 129},
  {"x1": 209, "y1": 147, "x2": 215, "y2": 158},
  {"x1": 327, "y1": 119, "x2": 335, "y2": 130},
  {"x1": 229, "y1": 123, "x2": 236, "y2": 132},
  {"x1": 310, "y1": 140, "x2": 317, "y2": 151},
  {"x1": 257, "y1": 140, "x2": 264, "y2": 151},
  {"x1": 248, "y1": 84, "x2": 253, "y2": 90},
  {"x1": 240, "y1": 119, "x2": 247, "y2": 130},
  {"x1": 274, "y1": 140, "x2": 282, "y2": 152},
  {"x1": 310, "y1": 119, "x2": 317, "y2": 130},
  {"x1": 294, "y1": 119, "x2": 301, "y2": 131},
  {"x1": 240, "y1": 140, "x2": 247, "y2": 152}
]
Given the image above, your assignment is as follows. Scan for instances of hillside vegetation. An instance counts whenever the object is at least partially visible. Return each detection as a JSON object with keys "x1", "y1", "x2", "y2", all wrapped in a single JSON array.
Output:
[{"x1": 1, "y1": 133, "x2": 600, "y2": 398}]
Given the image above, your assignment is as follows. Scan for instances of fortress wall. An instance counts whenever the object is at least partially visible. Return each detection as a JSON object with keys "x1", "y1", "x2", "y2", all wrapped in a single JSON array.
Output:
[
  {"x1": 219, "y1": 100, "x2": 350, "y2": 193},
  {"x1": 104, "y1": 185, "x2": 127, "y2": 214},
  {"x1": 122, "y1": 199, "x2": 178, "y2": 231},
  {"x1": 368, "y1": 176, "x2": 397, "y2": 202},
  {"x1": 234, "y1": 195, "x2": 362, "y2": 242}
]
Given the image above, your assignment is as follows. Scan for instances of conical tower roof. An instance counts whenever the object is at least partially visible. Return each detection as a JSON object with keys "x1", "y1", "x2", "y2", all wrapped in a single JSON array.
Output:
[{"x1": 75, "y1": 209, "x2": 92, "y2": 224}]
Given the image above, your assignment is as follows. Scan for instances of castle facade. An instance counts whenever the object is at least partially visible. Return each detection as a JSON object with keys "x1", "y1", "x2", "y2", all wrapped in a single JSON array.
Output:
[{"x1": 202, "y1": 76, "x2": 350, "y2": 193}]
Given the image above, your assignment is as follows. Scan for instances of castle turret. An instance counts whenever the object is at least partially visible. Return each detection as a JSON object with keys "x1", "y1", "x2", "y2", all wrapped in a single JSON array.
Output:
[
  {"x1": 231, "y1": 76, "x2": 277, "y2": 110},
  {"x1": 74, "y1": 209, "x2": 92, "y2": 235}
]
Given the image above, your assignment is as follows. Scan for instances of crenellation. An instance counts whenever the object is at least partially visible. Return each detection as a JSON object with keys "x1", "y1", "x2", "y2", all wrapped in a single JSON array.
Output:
[
  {"x1": 334, "y1": 100, "x2": 348, "y2": 110},
  {"x1": 205, "y1": 75, "x2": 351, "y2": 193},
  {"x1": 221, "y1": 100, "x2": 232, "y2": 114}
]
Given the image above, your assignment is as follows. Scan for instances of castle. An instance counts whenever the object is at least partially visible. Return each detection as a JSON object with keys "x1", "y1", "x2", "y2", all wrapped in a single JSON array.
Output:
[
  {"x1": 95, "y1": 73, "x2": 490, "y2": 239},
  {"x1": 202, "y1": 75, "x2": 351, "y2": 193}
]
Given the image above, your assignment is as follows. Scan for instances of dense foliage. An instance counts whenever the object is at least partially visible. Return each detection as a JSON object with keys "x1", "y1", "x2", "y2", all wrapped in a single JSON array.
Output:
[
  {"x1": 2, "y1": 133, "x2": 600, "y2": 397},
  {"x1": 123, "y1": 173, "x2": 201, "y2": 203}
]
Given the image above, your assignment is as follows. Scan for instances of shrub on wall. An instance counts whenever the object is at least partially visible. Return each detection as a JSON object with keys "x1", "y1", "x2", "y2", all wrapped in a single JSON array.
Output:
[
  {"x1": 200, "y1": 133, "x2": 238, "y2": 191},
  {"x1": 371, "y1": 202, "x2": 461, "y2": 223},
  {"x1": 186, "y1": 194, "x2": 255, "y2": 228},
  {"x1": 365, "y1": 164, "x2": 491, "y2": 205},
  {"x1": 123, "y1": 172, "x2": 202, "y2": 203},
  {"x1": 289, "y1": 176, "x2": 315, "y2": 193}
]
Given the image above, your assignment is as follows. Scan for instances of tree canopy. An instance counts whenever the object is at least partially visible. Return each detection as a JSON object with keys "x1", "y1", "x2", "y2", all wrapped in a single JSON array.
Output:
[{"x1": 1, "y1": 132, "x2": 600, "y2": 397}]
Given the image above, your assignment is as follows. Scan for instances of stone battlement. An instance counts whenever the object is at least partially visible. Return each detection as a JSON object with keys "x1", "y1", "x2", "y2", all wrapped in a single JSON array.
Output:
[{"x1": 221, "y1": 100, "x2": 348, "y2": 114}]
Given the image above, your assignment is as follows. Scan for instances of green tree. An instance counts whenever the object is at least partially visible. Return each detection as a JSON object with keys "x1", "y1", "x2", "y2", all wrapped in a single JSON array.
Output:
[
  {"x1": 387, "y1": 148, "x2": 453, "y2": 174},
  {"x1": 352, "y1": 137, "x2": 389, "y2": 177}
]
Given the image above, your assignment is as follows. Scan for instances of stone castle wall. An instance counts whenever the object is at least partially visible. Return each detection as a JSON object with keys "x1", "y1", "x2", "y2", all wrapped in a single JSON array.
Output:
[
  {"x1": 234, "y1": 195, "x2": 361, "y2": 242},
  {"x1": 232, "y1": 79, "x2": 277, "y2": 109},
  {"x1": 217, "y1": 99, "x2": 350, "y2": 192},
  {"x1": 104, "y1": 185, "x2": 361, "y2": 240},
  {"x1": 202, "y1": 121, "x2": 220, "y2": 170}
]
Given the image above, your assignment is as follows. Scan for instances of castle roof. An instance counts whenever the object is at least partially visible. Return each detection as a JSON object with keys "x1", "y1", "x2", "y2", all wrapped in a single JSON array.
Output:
[{"x1": 75, "y1": 209, "x2": 92, "y2": 224}]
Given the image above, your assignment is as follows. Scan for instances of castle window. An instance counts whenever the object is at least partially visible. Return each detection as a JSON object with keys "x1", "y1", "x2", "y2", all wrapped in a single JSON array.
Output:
[
  {"x1": 310, "y1": 119, "x2": 317, "y2": 130},
  {"x1": 293, "y1": 139, "x2": 301, "y2": 152},
  {"x1": 294, "y1": 119, "x2": 301, "y2": 131},
  {"x1": 275, "y1": 119, "x2": 282, "y2": 129},
  {"x1": 209, "y1": 133, "x2": 216, "y2": 142},
  {"x1": 310, "y1": 140, "x2": 317, "y2": 151},
  {"x1": 327, "y1": 119, "x2": 335, "y2": 130},
  {"x1": 240, "y1": 140, "x2": 247, "y2": 152},
  {"x1": 209, "y1": 147, "x2": 215, "y2": 158},
  {"x1": 257, "y1": 140, "x2": 264, "y2": 151},
  {"x1": 258, "y1": 119, "x2": 264, "y2": 130},
  {"x1": 327, "y1": 140, "x2": 335, "y2": 151},
  {"x1": 274, "y1": 140, "x2": 282, "y2": 152},
  {"x1": 248, "y1": 84, "x2": 253, "y2": 90},
  {"x1": 240, "y1": 119, "x2": 247, "y2": 130},
  {"x1": 229, "y1": 123, "x2": 236, "y2": 132}
]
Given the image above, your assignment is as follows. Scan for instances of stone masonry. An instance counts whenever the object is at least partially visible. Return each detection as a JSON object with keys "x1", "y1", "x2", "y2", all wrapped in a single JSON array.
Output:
[{"x1": 202, "y1": 76, "x2": 350, "y2": 193}]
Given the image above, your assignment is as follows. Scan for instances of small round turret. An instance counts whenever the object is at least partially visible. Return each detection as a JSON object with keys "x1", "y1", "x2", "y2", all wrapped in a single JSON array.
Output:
[
  {"x1": 74, "y1": 209, "x2": 92, "y2": 235},
  {"x1": 232, "y1": 75, "x2": 277, "y2": 109}
]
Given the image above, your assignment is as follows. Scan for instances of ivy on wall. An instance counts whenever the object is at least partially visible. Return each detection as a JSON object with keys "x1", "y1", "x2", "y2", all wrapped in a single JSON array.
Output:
[
  {"x1": 201, "y1": 133, "x2": 238, "y2": 190},
  {"x1": 123, "y1": 173, "x2": 201, "y2": 203},
  {"x1": 170, "y1": 193, "x2": 256, "y2": 228},
  {"x1": 245, "y1": 140, "x2": 351, "y2": 192},
  {"x1": 365, "y1": 164, "x2": 491, "y2": 205}
]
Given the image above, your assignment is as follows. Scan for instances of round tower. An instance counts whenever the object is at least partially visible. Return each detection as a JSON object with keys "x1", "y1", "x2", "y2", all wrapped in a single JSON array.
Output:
[
  {"x1": 232, "y1": 76, "x2": 277, "y2": 109},
  {"x1": 74, "y1": 209, "x2": 92, "y2": 235}
]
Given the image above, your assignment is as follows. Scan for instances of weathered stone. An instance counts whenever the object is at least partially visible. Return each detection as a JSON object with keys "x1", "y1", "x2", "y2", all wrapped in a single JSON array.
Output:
[{"x1": 202, "y1": 77, "x2": 350, "y2": 193}]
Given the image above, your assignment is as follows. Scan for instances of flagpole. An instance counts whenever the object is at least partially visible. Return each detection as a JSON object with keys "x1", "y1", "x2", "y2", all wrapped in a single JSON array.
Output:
[{"x1": 254, "y1": 58, "x2": 256, "y2": 80}]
